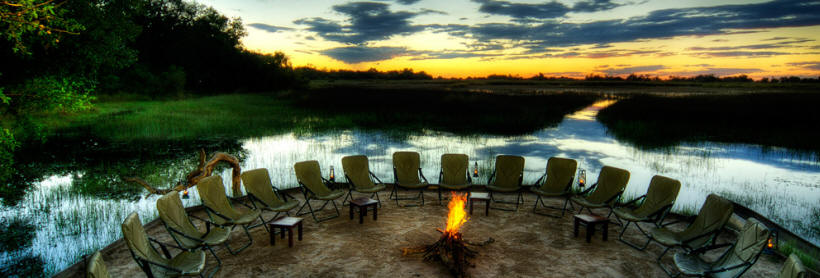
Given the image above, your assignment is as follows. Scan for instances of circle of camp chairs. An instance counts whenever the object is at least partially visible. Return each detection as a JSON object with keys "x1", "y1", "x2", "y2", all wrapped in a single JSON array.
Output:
[{"x1": 113, "y1": 152, "x2": 781, "y2": 278}]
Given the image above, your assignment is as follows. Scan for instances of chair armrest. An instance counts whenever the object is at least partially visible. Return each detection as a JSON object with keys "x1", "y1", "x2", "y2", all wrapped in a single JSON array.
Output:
[
  {"x1": 139, "y1": 257, "x2": 185, "y2": 274},
  {"x1": 370, "y1": 171, "x2": 385, "y2": 184},
  {"x1": 166, "y1": 225, "x2": 206, "y2": 244},
  {"x1": 487, "y1": 171, "x2": 496, "y2": 185},
  {"x1": 438, "y1": 169, "x2": 443, "y2": 184},
  {"x1": 691, "y1": 243, "x2": 733, "y2": 255},
  {"x1": 204, "y1": 206, "x2": 233, "y2": 223},
  {"x1": 467, "y1": 172, "x2": 472, "y2": 184},
  {"x1": 418, "y1": 168, "x2": 429, "y2": 183},
  {"x1": 148, "y1": 237, "x2": 179, "y2": 259},
  {"x1": 272, "y1": 187, "x2": 293, "y2": 201},
  {"x1": 533, "y1": 173, "x2": 547, "y2": 187},
  {"x1": 621, "y1": 195, "x2": 647, "y2": 208},
  {"x1": 681, "y1": 229, "x2": 722, "y2": 250},
  {"x1": 604, "y1": 190, "x2": 624, "y2": 207},
  {"x1": 579, "y1": 182, "x2": 598, "y2": 195}
]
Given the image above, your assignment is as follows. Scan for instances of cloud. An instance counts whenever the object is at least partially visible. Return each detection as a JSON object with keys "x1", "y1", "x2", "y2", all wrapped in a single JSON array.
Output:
[
  {"x1": 786, "y1": 61, "x2": 820, "y2": 70},
  {"x1": 247, "y1": 23, "x2": 294, "y2": 33},
  {"x1": 440, "y1": 0, "x2": 820, "y2": 54},
  {"x1": 321, "y1": 46, "x2": 410, "y2": 63},
  {"x1": 665, "y1": 68, "x2": 764, "y2": 76},
  {"x1": 572, "y1": 0, "x2": 623, "y2": 13},
  {"x1": 472, "y1": 0, "x2": 571, "y2": 19},
  {"x1": 692, "y1": 51, "x2": 790, "y2": 58},
  {"x1": 601, "y1": 65, "x2": 666, "y2": 75},
  {"x1": 419, "y1": 8, "x2": 448, "y2": 15},
  {"x1": 374, "y1": 0, "x2": 421, "y2": 4},
  {"x1": 294, "y1": 2, "x2": 424, "y2": 44},
  {"x1": 686, "y1": 39, "x2": 815, "y2": 51},
  {"x1": 470, "y1": 0, "x2": 623, "y2": 20}
]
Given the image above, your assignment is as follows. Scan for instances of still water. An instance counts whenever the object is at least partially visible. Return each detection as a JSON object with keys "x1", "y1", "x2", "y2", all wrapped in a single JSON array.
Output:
[{"x1": 1, "y1": 100, "x2": 818, "y2": 276}]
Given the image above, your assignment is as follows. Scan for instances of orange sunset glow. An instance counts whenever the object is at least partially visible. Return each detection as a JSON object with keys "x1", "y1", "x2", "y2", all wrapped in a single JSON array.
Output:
[{"x1": 197, "y1": 0, "x2": 820, "y2": 79}]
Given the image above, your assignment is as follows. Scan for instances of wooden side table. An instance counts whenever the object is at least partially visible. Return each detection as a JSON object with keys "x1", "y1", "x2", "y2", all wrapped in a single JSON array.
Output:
[
  {"x1": 269, "y1": 217, "x2": 303, "y2": 247},
  {"x1": 469, "y1": 192, "x2": 490, "y2": 216},
  {"x1": 573, "y1": 214, "x2": 609, "y2": 243},
  {"x1": 349, "y1": 197, "x2": 379, "y2": 224}
]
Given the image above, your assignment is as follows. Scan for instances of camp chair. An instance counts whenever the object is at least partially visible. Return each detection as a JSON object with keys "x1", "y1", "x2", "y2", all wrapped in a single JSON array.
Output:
[
  {"x1": 156, "y1": 191, "x2": 230, "y2": 270},
  {"x1": 122, "y1": 212, "x2": 208, "y2": 278},
  {"x1": 390, "y1": 151, "x2": 429, "y2": 206},
  {"x1": 569, "y1": 165, "x2": 630, "y2": 218},
  {"x1": 486, "y1": 155, "x2": 525, "y2": 211},
  {"x1": 86, "y1": 251, "x2": 110, "y2": 278},
  {"x1": 530, "y1": 157, "x2": 577, "y2": 217},
  {"x1": 779, "y1": 253, "x2": 807, "y2": 278},
  {"x1": 241, "y1": 168, "x2": 300, "y2": 230},
  {"x1": 437, "y1": 154, "x2": 472, "y2": 205},
  {"x1": 615, "y1": 175, "x2": 681, "y2": 250},
  {"x1": 649, "y1": 194, "x2": 734, "y2": 275},
  {"x1": 294, "y1": 160, "x2": 346, "y2": 222},
  {"x1": 196, "y1": 175, "x2": 260, "y2": 254},
  {"x1": 670, "y1": 218, "x2": 770, "y2": 278},
  {"x1": 341, "y1": 155, "x2": 386, "y2": 207}
]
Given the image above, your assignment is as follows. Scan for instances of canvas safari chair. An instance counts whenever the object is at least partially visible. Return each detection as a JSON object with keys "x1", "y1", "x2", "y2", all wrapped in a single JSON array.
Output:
[
  {"x1": 240, "y1": 168, "x2": 300, "y2": 230},
  {"x1": 530, "y1": 157, "x2": 577, "y2": 217},
  {"x1": 649, "y1": 194, "x2": 734, "y2": 275},
  {"x1": 437, "y1": 153, "x2": 472, "y2": 205},
  {"x1": 157, "y1": 191, "x2": 230, "y2": 269},
  {"x1": 86, "y1": 251, "x2": 110, "y2": 278},
  {"x1": 778, "y1": 253, "x2": 807, "y2": 278},
  {"x1": 670, "y1": 218, "x2": 770, "y2": 278},
  {"x1": 122, "y1": 212, "x2": 208, "y2": 278},
  {"x1": 341, "y1": 155, "x2": 386, "y2": 207},
  {"x1": 569, "y1": 165, "x2": 630, "y2": 218},
  {"x1": 615, "y1": 175, "x2": 681, "y2": 250},
  {"x1": 294, "y1": 160, "x2": 345, "y2": 222},
  {"x1": 486, "y1": 155, "x2": 525, "y2": 211},
  {"x1": 390, "y1": 151, "x2": 429, "y2": 207},
  {"x1": 196, "y1": 175, "x2": 260, "y2": 254}
]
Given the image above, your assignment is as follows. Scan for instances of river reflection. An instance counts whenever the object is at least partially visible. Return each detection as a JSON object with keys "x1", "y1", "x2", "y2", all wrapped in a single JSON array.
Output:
[{"x1": 2, "y1": 101, "x2": 818, "y2": 276}]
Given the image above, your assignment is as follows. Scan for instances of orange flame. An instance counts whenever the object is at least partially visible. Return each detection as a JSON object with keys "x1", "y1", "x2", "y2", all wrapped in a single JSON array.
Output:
[{"x1": 445, "y1": 192, "x2": 469, "y2": 237}]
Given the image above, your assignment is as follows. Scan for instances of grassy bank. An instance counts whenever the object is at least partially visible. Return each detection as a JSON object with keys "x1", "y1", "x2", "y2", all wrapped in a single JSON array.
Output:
[{"x1": 596, "y1": 93, "x2": 820, "y2": 156}]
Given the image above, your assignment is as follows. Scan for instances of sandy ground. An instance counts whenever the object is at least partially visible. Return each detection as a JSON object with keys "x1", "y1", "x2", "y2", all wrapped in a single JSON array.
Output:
[{"x1": 68, "y1": 189, "x2": 783, "y2": 277}]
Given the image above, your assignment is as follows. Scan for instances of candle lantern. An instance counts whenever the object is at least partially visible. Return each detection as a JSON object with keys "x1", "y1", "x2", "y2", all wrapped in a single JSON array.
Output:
[
  {"x1": 578, "y1": 169, "x2": 586, "y2": 188},
  {"x1": 764, "y1": 229, "x2": 778, "y2": 254},
  {"x1": 329, "y1": 165, "x2": 335, "y2": 182},
  {"x1": 182, "y1": 188, "x2": 189, "y2": 199},
  {"x1": 472, "y1": 162, "x2": 479, "y2": 178}
]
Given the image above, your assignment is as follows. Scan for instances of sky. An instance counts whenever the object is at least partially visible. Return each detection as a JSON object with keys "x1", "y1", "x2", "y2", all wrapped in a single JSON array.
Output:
[{"x1": 195, "y1": 0, "x2": 820, "y2": 79}]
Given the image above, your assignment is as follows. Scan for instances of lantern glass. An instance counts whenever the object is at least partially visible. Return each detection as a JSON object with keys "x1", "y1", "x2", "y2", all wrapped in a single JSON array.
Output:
[
  {"x1": 329, "y1": 166, "x2": 335, "y2": 181},
  {"x1": 182, "y1": 188, "x2": 189, "y2": 199},
  {"x1": 578, "y1": 169, "x2": 586, "y2": 187},
  {"x1": 472, "y1": 162, "x2": 479, "y2": 178}
]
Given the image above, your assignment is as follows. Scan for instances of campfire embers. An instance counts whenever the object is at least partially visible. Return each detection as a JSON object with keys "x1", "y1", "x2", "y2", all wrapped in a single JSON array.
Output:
[{"x1": 402, "y1": 192, "x2": 494, "y2": 278}]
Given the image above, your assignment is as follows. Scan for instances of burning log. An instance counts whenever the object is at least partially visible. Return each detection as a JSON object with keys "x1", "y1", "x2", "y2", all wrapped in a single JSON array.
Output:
[
  {"x1": 124, "y1": 149, "x2": 242, "y2": 197},
  {"x1": 402, "y1": 192, "x2": 493, "y2": 278}
]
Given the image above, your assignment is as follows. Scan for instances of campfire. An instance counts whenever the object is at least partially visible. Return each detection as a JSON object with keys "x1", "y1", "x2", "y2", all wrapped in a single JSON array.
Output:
[{"x1": 403, "y1": 192, "x2": 493, "y2": 277}]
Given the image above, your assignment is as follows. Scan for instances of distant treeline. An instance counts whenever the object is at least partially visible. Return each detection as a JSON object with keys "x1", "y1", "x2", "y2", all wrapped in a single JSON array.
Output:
[
  {"x1": 295, "y1": 67, "x2": 434, "y2": 80},
  {"x1": 461, "y1": 73, "x2": 820, "y2": 83}
]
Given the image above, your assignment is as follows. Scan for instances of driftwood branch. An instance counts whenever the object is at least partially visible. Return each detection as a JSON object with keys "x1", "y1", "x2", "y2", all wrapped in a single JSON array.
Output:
[{"x1": 123, "y1": 149, "x2": 242, "y2": 197}]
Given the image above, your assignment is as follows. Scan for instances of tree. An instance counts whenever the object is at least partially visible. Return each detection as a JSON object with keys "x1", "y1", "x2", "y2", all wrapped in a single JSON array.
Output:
[{"x1": 0, "y1": 0, "x2": 83, "y2": 55}]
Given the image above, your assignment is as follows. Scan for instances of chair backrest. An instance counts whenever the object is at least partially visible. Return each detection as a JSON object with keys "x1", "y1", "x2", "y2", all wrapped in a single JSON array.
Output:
[
  {"x1": 342, "y1": 155, "x2": 377, "y2": 190},
  {"x1": 241, "y1": 168, "x2": 286, "y2": 208},
  {"x1": 157, "y1": 191, "x2": 201, "y2": 249},
  {"x1": 86, "y1": 251, "x2": 110, "y2": 278},
  {"x1": 393, "y1": 151, "x2": 421, "y2": 184},
  {"x1": 294, "y1": 160, "x2": 332, "y2": 196},
  {"x1": 197, "y1": 175, "x2": 243, "y2": 224},
  {"x1": 538, "y1": 157, "x2": 577, "y2": 192},
  {"x1": 121, "y1": 212, "x2": 168, "y2": 266},
  {"x1": 680, "y1": 194, "x2": 734, "y2": 249},
  {"x1": 491, "y1": 155, "x2": 525, "y2": 189},
  {"x1": 585, "y1": 166, "x2": 630, "y2": 204},
  {"x1": 779, "y1": 254, "x2": 808, "y2": 278},
  {"x1": 711, "y1": 218, "x2": 770, "y2": 277},
  {"x1": 440, "y1": 154, "x2": 469, "y2": 185},
  {"x1": 632, "y1": 175, "x2": 681, "y2": 218}
]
